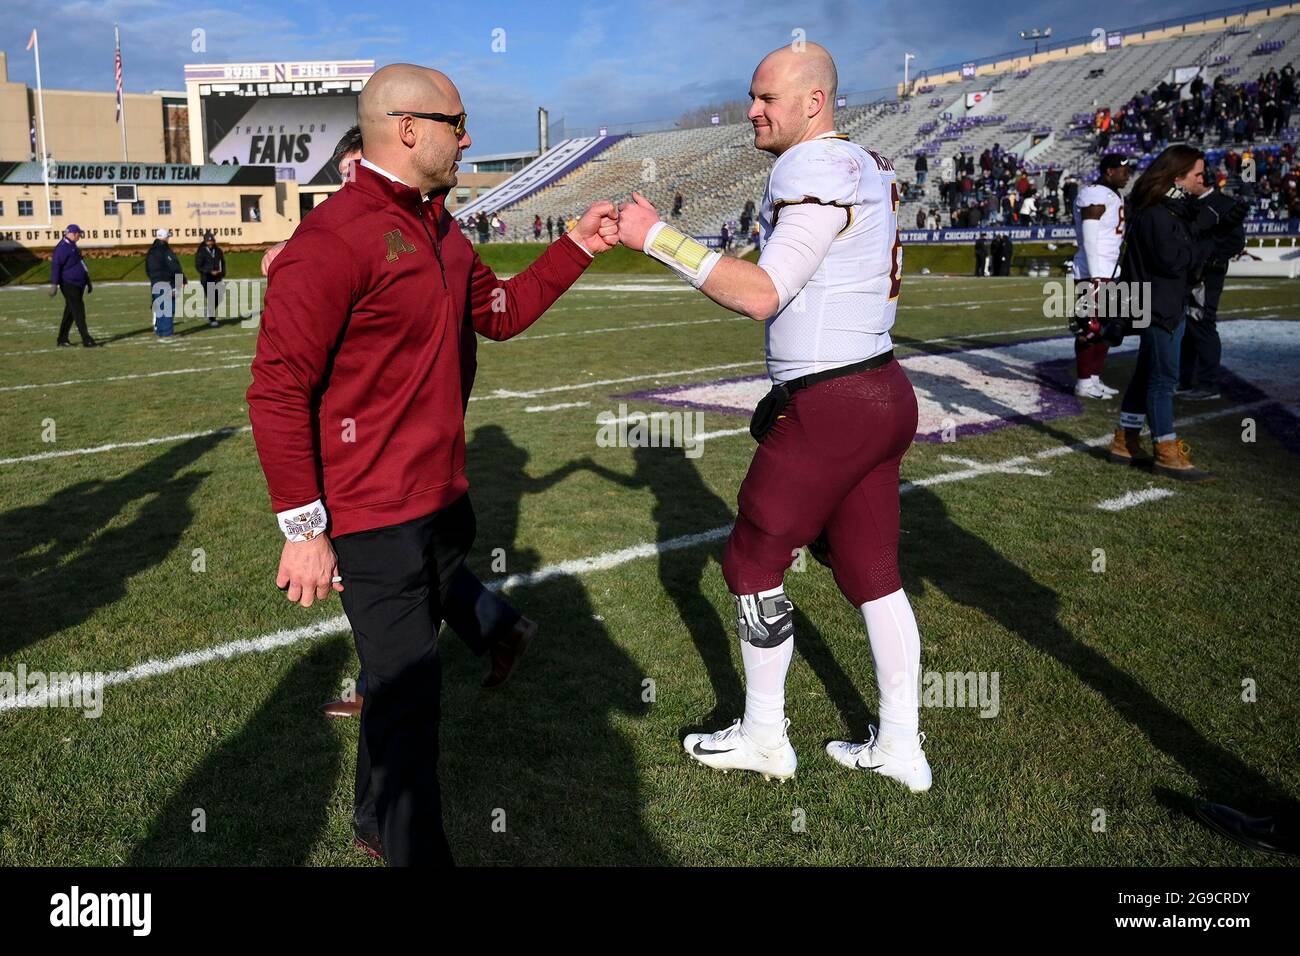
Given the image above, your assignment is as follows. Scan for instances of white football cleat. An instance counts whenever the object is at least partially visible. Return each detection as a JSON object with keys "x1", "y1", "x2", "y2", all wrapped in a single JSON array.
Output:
[
  {"x1": 826, "y1": 726, "x2": 932, "y2": 792},
  {"x1": 683, "y1": 718, "x2": 797, "y2": 781},
  {"x1": 1075, "y1": 378, "x2": 1110, "y2": 399},
  {"x1": 1096, "y1": 380, "x2": 1119, "y2": 397}
]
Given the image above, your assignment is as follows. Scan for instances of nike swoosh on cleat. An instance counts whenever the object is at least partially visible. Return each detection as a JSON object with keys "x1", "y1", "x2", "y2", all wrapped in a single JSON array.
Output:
[
  {"x1": 855, "y1": 760, "x2": 885, "y2": 771},
  {"x1": 693, "y1": 743, "x2": 736, "y2": 756}
]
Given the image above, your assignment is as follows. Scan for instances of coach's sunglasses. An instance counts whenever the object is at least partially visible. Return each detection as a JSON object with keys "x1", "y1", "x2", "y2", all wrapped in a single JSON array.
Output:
[{"x1": 387, "y1": 110, "x2": 468, "y2": 137}]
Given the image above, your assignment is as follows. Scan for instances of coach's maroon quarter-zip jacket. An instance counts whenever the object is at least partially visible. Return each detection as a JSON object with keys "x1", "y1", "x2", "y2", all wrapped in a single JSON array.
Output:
[{"x1": 247, "y1": 162, "x2": 592, "y2": 535}]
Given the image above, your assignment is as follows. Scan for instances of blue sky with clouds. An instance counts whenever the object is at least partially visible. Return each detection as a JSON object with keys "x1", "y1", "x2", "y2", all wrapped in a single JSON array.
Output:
[{"x1": 6, "y1": 0, "x2": 1203, "y2": 155}]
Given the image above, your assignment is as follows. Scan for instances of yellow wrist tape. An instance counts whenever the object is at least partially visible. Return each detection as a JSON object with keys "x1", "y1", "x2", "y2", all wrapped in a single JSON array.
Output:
[{"x1": 644, "y1": 222, "x2": 721, "y2": 287}]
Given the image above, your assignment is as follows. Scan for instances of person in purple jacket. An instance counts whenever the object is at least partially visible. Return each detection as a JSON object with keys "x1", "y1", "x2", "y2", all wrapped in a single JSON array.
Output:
[{"x1": 49, "y1": 224, "x2": 98, "y2": 348}]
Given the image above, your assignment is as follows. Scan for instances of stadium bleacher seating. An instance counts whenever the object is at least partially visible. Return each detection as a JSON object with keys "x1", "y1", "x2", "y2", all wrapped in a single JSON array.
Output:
[{"x1": 468, "y1": 6, "x2": 1300, "y2": 240}]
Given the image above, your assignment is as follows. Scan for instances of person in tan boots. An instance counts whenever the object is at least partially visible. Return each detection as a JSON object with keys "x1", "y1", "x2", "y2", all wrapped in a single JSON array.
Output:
[{"x1": 1108, "y1": 145, "x2": 1218, "y2": 482}]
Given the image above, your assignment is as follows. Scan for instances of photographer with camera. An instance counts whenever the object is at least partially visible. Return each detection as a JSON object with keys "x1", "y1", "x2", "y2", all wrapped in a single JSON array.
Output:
[
  {"x1": 1108, "y1": 145, "x2": 1218, "y2": 482},
  {"x1": 1178, "y1": 172, "x2": 1250, "y2": 401}
]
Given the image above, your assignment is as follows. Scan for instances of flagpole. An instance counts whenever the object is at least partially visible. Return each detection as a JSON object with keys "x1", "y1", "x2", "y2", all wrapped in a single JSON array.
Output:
[
  {"x1": 31, "y1": 30, "x2": 51, "y2": 225},
  {"x1": 116, "y1": 24, "x2": 129, "y2": 162}
]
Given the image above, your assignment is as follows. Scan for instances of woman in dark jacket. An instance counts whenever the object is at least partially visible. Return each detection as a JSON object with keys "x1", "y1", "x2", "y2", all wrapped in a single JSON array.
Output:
[{"x1": 1109, "y1": 145, "x2": 1217, "y2": 481}]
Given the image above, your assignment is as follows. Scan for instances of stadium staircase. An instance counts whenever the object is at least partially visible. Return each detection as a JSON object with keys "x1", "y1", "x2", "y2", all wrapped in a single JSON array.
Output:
[{"x1": 454, "y1": 134, "x2": 627, "y2": 221}]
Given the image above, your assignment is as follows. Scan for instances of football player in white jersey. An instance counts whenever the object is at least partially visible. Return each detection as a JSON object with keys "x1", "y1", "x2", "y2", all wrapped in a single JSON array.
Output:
[
  {"x1": 1072, "y1": 154, "x2": 1134, "y2": 398},
  {"x1": 616, "y1": 41, "x2": 930, "y2": 792}
]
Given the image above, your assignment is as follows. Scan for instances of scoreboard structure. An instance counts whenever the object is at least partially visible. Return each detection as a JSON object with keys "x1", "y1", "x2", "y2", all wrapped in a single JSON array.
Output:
[{"x1": 183, "y1": 60, "x2": 374, "y2": 209}]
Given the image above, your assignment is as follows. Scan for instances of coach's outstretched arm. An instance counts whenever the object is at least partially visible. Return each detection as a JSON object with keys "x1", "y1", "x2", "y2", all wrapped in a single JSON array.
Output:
[
  {"x1": 468, "y1": 201, "x2": 619, "y2": 340},
  {"x1": 616, "y1": 191, "x2": 839, "y2": 321}
]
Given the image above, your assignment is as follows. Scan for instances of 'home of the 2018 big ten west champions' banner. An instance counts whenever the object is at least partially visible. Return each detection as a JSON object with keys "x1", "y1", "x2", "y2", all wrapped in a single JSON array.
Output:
[{"x1": 184, "y1": 61, "x2": 374, "y2": 187}]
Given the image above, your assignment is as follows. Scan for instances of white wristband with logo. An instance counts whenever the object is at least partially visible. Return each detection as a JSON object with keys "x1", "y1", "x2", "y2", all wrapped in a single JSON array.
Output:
[
  {"x1": 277, "y1": 499, "x2": 328, "y2": 542},
  {"x1": 643, "y1": 221, "x2": 721, "y2": 288}
]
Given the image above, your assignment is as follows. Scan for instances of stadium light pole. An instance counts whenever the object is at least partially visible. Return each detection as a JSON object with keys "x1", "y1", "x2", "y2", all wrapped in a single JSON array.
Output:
[
  {"x1": 1019, "y1": 27, "x2": 1053, "y2": 55},
  {"x1": 904, "y1": 52, "x2": 917, "y2": 94}
]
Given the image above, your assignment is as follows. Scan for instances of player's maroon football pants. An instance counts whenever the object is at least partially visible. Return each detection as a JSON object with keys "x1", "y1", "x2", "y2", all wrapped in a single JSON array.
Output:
[{"x1": 722, "y1": 359, "x2": 918, "y2": 607}]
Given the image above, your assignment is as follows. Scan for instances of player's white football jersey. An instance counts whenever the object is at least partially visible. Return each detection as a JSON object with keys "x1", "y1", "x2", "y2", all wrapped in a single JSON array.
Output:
[
  {"x1": 1072, "y1": 183, "x2": 1126, "y2": 280},
  {"x1": 758, "y1": 131, "x2": 901, "y2": 384}
]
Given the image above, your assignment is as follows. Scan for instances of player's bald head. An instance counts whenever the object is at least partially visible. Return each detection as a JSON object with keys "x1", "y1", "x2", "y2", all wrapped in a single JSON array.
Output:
[
  {"x1": 755, "y1": 42, "x2": 838, "y2": 104},
  {"x1": 359, "y1": 63, "x2": 462, "y2": 148},
  {"x1": 748, "y1": 42, "x2": 838, "y2": 154}
]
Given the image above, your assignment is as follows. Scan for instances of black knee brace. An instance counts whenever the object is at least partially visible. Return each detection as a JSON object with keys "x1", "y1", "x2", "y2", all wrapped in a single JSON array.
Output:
[{"x1": 735, "y1": 590, "x2": 795, "y2": 648}]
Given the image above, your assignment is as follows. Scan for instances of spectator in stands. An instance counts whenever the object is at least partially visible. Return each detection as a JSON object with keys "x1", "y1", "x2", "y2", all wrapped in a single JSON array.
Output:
[
  {"x1": 915, "y1": 152, "x2": 928, "y2": 186},
  {"x1": 740, "y1": 199, "x2": 755, "y2": 238},
  {"x1": 1112, "y1": 145, "x2": 1217, "y2": 481},
  {"x1": 672, "y1": 191, "x2": 684, "y2": 217},
  {"x1": 720, "y1": 222, "x2": 731, "y2": 252},
  {"x1": 476, "y1": 211, "x2": 490, "y2": 243},
  {"x1": 533, "y1": 214, "x2": 542, "y2": 240},
  {"x1": 145, "y1": 228, "x2": 185, "y2": 341},
  {"x1": 195, "y1": 231, "x2": 225, "y2": 329},
  {"x1": 1063, "y1": 174, "x2": 1079, "y2": 211},
  {"x1": 49, "y1": 224, "x2": 97, "y2": 348},
  {"x1": 749, "y1": 222, "x2": 760, "y2": 246},
  {"x1": 916, "y1": 207, "x2": 927, "y2": 229},
  {"x1": 1020, "y1": 192, "x2": 1038, "y2": 224},
  {"x1": 547, "y1": 215, "x2": 555, "y2": 240}
]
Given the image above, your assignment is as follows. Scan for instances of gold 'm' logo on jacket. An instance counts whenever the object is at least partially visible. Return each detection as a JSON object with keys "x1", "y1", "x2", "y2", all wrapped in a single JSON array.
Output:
[{"x1": 383, "y1": 229, "x2": 418, "y2": 262}]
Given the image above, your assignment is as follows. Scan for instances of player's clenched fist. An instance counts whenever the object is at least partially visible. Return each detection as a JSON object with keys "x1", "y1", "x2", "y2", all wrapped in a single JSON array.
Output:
[
  {"x1": 615, "y1": 191, "x2": 661, "y2": 252},
  {"x1": 569, "y1": 200, "x2": 620, "y2": 254},
  {"x1": 276, "y1": 534, "x2": 345, "y2": 608}
]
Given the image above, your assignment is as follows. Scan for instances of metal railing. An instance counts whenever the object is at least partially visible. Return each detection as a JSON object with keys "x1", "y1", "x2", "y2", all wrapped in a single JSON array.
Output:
[{"x1": 912, "y1": 1, "x2": 1296, "y2": 82}]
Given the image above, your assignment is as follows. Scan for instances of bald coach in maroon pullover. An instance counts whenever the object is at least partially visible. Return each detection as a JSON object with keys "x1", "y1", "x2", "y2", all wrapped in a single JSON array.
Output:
[{"x1": 247, "y1": 64, "x2": 619, "y2": 865}]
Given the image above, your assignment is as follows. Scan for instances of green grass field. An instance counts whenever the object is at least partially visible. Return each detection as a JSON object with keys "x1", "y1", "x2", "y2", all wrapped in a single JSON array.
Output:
[{"x1": 0, "y1": 266, "x2": 1297, "y2": 866}]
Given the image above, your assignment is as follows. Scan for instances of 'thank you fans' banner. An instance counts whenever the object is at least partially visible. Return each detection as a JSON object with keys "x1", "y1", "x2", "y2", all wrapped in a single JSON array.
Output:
[{"x1": 204, "y1": 93, "x2": 358, "y2": 186}]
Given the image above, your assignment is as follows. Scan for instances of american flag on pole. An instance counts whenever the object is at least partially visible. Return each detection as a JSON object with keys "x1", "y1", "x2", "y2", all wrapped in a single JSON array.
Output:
[{"x1": 114, "y1": 33, "x2": 124, "y2": 122}]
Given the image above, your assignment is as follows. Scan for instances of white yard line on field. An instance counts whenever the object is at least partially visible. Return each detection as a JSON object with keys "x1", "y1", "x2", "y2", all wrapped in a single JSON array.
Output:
[
  {"x1": 0, "y1": 399, "x2": 1270, "y2": 712},
  {"x1": 524, "y1": 401, "x2": 591, "y2": 413},
  {"x1": 0, "y1": 360, "x2": 253, "y2": 393},
  {"x1": 470, "y1": 361, "x2": 766, "y2": 401},
  {"x1": 0, "y1": 426, "x2": 251, "y2": 466},
  {"x1": 1096, "y1": 487, "x2": 1177, "y2": 511}
]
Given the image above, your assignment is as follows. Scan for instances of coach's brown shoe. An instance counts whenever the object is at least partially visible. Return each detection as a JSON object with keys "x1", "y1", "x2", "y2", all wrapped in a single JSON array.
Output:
[
  {"x1": 1154, "y1": 439, "x2": 1215, "y2": 482},
  {"x1": 321, "y1": 693, "x2": 364, "y2": 718},
  {"x1": 1107, "y1": 427, "x2": 1153, "y2": 466},
  {"x1": 482, "y1": 616, "x2": 538, "y2": 689}
]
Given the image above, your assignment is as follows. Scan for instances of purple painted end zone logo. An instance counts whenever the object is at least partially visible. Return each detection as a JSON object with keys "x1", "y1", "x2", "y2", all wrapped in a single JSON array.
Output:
[{"x1": 621, "y1": 337, "x2": 1110, "y2": 442}]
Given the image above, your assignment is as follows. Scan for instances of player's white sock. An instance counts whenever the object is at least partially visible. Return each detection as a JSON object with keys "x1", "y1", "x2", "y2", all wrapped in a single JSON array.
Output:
[
  {"x1": 740, "y1": 585, "x2": 794, "y2": 749},
  {"x1": 861, "y1": 589, "x2": 921, "y2": 753}
]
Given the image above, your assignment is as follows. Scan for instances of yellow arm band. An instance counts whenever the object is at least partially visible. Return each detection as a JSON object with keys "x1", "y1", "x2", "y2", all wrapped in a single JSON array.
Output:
[{"x1": 643, "y1": 221, "x2": 722, "y2": 288}]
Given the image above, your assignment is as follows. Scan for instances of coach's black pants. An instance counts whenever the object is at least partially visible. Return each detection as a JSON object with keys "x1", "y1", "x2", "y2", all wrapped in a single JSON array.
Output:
[
  {"x1": 57, "y1": 284, "x2": 91, "y2": 344},
  {"x1": 1180, "y1": 269, "x2": 1226, "y2": 389},
  {"x1": 333, "y1": 494, "x2": 477, "y2": 866}
]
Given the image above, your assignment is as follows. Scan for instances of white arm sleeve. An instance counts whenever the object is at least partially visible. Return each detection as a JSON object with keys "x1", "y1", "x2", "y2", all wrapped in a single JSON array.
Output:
[
  {"x1": 756, "y1": 203, "x2": 846, "y2": 311},
  {"x1": 1080, "y1": 217, "x2": 1105, "y2": 278}
]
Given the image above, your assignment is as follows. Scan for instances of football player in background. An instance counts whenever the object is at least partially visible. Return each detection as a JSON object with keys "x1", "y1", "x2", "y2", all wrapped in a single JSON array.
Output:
[
  {"x1": 616, "y1": 41, "x2": 930, "y2": 792},
  {"x1": 1071, "y1": 154, "x2": 1134, "y2": 399}
]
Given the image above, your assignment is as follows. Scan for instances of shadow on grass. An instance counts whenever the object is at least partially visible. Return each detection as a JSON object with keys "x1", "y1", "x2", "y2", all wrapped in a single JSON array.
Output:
[
  {"x1": 901, "y1": 483, "x2": 1299, "y2": 816},
  {"x1": 434, "y1": 425, "x2": 667, "y2": 865},
  {"x1": 128, "y1": 635, "x2": 351, "y2": 865},
  {"x1": 0, "y1": 432, "x2": 231, "y2": 657}
]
